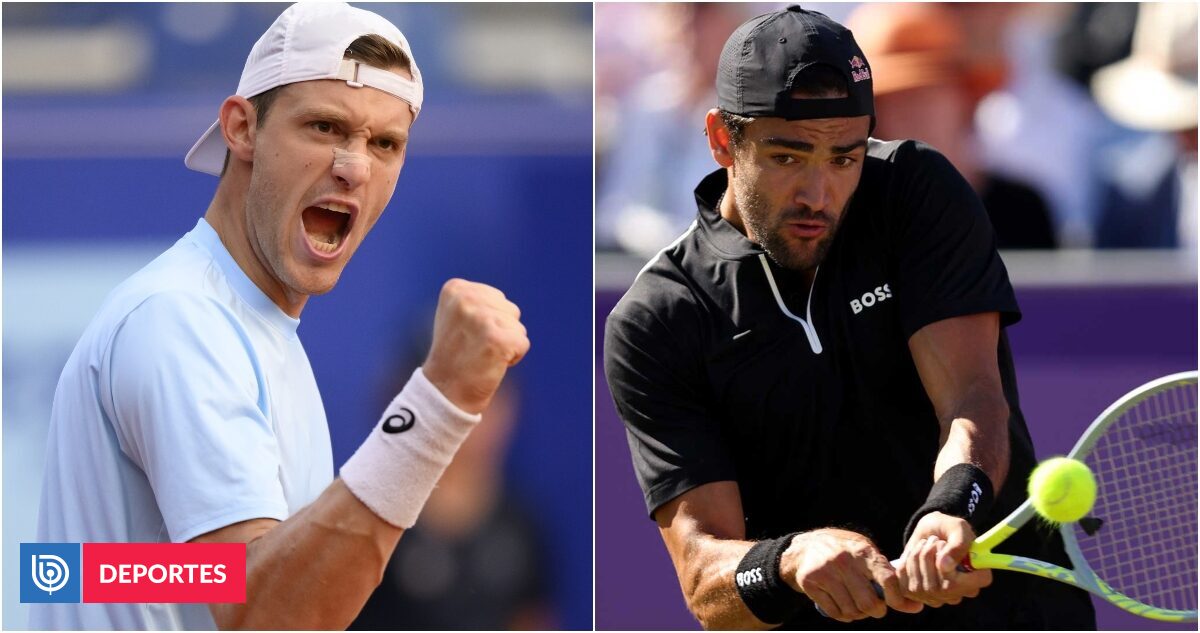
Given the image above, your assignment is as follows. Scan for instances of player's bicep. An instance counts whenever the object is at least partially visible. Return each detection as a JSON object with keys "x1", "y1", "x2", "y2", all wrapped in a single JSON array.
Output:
[
  {"x1": 907, "y1": 312, "x2": 1004, "y2": 426},
  {"x1": 191, "y1": 518, "x2": 279, "y2": 630}
]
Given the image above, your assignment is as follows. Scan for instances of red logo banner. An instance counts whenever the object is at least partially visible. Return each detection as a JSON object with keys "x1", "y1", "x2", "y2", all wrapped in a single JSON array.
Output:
[{"x1": 82, "y1": 543, "x2": 245, "y2": 603}]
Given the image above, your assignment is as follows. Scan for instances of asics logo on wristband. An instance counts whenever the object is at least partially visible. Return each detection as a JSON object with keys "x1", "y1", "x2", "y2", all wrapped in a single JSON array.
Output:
[
  {"x1": 736, "y1": 568, "x2": 765, "y2": 587},
  {"x1": 382, "y1": 408, "x2": 416, "y2": 434}
]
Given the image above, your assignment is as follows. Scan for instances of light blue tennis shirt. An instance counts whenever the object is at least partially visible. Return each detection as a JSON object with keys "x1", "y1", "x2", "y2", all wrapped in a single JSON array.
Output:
[{"x1": 31, "y1": 219, "x2": 333, "y2": 630}]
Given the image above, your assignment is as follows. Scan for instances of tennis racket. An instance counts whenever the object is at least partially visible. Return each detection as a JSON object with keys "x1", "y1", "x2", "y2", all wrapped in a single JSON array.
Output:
[
  {"x1": 952, "y1": 371, "x2": 1198, "y2": 622},
  {"x1": 819, "y1": 371, "x2": 1198, "y2": 622}
]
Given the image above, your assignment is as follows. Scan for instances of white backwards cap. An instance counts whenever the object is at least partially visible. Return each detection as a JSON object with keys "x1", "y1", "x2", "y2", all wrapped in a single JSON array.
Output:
[{"x1": 185, "y1": 2, "x2": 423, "y2": 176}]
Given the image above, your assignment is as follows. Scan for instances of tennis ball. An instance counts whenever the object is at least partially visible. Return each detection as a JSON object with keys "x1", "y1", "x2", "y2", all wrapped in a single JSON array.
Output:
[{"x1": 1028, "y1": 457, "x2": 1097, "y2": 523}]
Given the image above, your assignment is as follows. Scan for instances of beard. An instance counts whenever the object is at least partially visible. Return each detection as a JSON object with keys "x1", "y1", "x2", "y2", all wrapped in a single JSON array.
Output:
[{"x1": 733, "y1": 178, "x2": 847, "y2": 273}]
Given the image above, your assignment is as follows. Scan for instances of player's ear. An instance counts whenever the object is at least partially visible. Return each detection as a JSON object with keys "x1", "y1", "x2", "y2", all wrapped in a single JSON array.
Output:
[
  {"x1": 219, "y1": 96, "x2": 257, "y2": 165},
  {"x1": 704, "y1": 109, "x2": 735, "y2": 168}
]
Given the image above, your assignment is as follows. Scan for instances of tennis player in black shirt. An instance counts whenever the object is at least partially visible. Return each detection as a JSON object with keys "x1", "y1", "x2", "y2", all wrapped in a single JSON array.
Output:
[{"x1": 604, "y1": 6, "x2": 1096, "y2": 630}]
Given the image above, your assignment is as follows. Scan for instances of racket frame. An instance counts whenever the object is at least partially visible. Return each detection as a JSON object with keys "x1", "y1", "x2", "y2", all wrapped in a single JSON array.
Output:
[{"x1": 965, "y1": 371, "x2": 1198, "y2": 623}]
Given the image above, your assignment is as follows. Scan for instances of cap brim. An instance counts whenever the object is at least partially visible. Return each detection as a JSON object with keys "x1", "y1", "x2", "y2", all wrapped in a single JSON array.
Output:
[
  {"x1": 184, "y1": 120, "x2": 226, "y2": 176},
  {"x1": 1093, "y1": 58, "x2": 1198, "y2": 132}
]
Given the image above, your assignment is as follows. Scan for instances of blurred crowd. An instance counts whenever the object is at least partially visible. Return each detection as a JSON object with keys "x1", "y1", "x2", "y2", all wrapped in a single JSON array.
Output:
[{"x1": 596, "y1": 2, "x2": 1198, "y2": 256}]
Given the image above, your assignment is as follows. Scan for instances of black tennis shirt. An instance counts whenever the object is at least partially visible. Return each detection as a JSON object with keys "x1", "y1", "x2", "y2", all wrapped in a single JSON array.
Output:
[{"x1": 604, "y1": 140, "x2": 1094, "y2": 628}]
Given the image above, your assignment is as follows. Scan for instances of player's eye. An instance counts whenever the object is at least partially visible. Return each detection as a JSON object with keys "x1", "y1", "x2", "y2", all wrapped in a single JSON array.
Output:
[
  {"x1": 771, "y1": 154, "x2": 796, "y2": 166},
  {"x1": 831, "y1": 155, "x2": 857, "y2": 168},
  {"x1": 375, "y1": 138, "x2": 396, "y2": 151},
  {"x1": 312, "y1": 121, "x2": 334, "y2": 134}
]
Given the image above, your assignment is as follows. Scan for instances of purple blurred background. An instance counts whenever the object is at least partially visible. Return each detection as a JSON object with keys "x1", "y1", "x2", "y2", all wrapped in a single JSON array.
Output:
[{"x1": 595, "y1": 281, "x2": 1197, "y2": 630}]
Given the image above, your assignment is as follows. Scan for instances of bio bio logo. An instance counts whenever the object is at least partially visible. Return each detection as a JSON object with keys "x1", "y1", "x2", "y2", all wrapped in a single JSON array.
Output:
[
  {"x1": 34, "y1": 555, "x2": 69, "y2": 594},
  {"x1": 21, "y1": 543, "x2": 81, "y2": 603}
]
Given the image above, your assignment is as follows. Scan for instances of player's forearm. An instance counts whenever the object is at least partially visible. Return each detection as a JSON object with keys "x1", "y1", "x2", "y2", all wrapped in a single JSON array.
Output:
[
  {"x1": 659, "y1": 485, "x2": 782, "y2": 629},
  {"x1": 672, "y1": 533, "x2": 777, "y2": 630},
  {"x1": 933, "y1": 383, "x2": 1010, "y2": 492},
  {"x1": 209, "y1": 479, "x2": 401, "y2": 630},
  {"x1": 217, "y1": 365, "x2": 475, "y2": 628}
]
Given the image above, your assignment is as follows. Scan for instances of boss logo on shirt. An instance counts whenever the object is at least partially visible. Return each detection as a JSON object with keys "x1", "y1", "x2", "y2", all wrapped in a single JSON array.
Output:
[
  {"x1": 735, "y1": 567, "x2": 765, "y2": 587},
  {"x1": 850, "y1": 284, "x2": 892, "y2": 314},
  {"x1": 382, "y1": 408, "x2": 416, "y2": 434}
]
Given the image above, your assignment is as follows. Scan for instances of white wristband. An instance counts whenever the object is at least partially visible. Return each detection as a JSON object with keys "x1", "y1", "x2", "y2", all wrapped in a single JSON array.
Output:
[{"x1": 340, "y1": 367, "x2": 482, "y2": 528}]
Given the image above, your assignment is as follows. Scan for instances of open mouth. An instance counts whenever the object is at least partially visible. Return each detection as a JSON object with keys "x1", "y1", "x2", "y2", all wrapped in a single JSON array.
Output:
[{"x1": 301, "y1": 202, "x2": 352, "y2": 253}]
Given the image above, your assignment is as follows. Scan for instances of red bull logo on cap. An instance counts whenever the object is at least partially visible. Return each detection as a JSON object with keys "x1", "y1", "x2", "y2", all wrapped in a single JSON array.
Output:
[{"x1": 849, "y1": 56, "x2": 871, "y2": 82}]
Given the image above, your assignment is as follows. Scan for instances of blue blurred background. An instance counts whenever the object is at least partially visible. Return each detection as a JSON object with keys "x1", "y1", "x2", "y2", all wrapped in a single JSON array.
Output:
[{"x1": 3, "y1": 3, "x2": 592, "y2": 629}]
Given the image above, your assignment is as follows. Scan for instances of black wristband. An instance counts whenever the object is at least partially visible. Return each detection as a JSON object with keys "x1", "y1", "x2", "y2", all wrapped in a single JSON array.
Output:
[
  {"x1": 734, "y1": 532, "x2": 806, "y2": 625},
  {"x1": 903, "y1": 463, "x2": 994, "y2": 544}
]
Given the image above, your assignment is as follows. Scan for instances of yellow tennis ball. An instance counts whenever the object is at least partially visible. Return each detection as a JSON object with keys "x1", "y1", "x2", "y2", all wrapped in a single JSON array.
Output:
[{"x1": 1028, "y1": 457, "x2": 1097, "y2": 523}]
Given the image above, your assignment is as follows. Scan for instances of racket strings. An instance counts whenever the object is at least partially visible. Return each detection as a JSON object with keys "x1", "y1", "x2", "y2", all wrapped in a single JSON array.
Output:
[{"x1": 1075, "y1": 381, "x2": 1198, "y2": 613}]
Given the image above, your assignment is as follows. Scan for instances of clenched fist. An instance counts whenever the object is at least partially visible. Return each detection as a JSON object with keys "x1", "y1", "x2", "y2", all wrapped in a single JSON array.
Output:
[{"x1": 422, "y1": 279, "x2": 530, "y2": 414}]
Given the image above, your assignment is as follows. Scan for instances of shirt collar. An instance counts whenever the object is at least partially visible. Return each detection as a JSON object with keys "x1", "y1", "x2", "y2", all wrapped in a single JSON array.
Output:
[
  {"x1": 694, "y1": 169, "x2": 765, "y2": 260},
  {"x1": 187, "y1": 218, "x2": 301, "y2": 338}
]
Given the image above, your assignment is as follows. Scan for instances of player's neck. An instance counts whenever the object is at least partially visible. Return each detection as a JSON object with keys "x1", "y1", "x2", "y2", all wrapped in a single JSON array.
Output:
[
  {"x1": 717, "y1": 188, "x2": 745, "y2": 234},
  {"x1": 719, "y1": 188, "x2": 818, "y2": 288},
  {"x1": 204, "y1": 177, "x2": 309, "y2": 318}
]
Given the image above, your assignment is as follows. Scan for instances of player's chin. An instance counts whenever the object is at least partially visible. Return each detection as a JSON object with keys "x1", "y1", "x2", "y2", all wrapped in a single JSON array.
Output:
[
  {"x1": 306, "y1": 268, "x2": 345, "y2": 295},
  {"x1": 289, "y1": 240, "x2": 357, "y2": 291},
  {"x1": 284, "y1": 264, "x2": 344, "y2": 297},
  {"x1": 303, "y1": 278, "x2": 339, "y2": 296},
  {"x1": 797, "y1": 237, "x2": 833, "y2": 267},
  {"x1": 776, "y1": 243, "x2": 825, "y2": 271}
]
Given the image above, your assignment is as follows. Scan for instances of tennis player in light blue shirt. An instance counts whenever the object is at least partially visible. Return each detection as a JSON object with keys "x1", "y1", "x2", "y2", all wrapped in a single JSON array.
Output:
[
  {"x1": 32, "y1": 3, "x2": 529, "y2": 629},
  {"x1": 35, "y1": 219, "x2": 331, "y2": 629}
]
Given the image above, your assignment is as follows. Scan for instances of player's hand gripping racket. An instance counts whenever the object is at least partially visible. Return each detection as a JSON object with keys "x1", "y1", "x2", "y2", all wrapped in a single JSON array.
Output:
[{"x1": 817, "y1": 372, "x2": 1198, "y2": 622}]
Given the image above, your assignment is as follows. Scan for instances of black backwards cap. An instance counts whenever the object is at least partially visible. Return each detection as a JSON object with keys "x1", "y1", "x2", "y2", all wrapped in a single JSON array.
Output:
[{"x1": 717, "y1": 5, "x2": 874, "y2": 125}]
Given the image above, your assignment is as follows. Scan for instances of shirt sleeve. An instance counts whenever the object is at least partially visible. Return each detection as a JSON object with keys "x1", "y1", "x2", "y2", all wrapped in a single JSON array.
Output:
[
  {"x1": 888, "y1": 141, "x2": 1021, "y2": 338},
  {"x1": 604, "y1": 294, "x2": 736, "y2": 518},
  {"x1": 102, "y1": 291, "x2": 289, "y2": 543}
]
